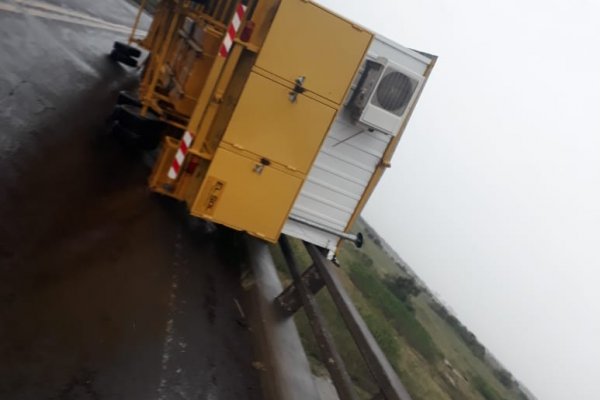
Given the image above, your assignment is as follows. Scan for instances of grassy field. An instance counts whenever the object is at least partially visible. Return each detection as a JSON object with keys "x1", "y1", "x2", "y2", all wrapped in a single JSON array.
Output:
[{"x1": 270, "y1": 218, "x2": 531, "y2": 400}]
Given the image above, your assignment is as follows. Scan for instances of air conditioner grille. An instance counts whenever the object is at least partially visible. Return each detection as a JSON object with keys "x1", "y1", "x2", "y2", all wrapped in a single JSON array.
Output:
[{"x1": 373, "y1": 70, "x2": 418, "y2": 117}]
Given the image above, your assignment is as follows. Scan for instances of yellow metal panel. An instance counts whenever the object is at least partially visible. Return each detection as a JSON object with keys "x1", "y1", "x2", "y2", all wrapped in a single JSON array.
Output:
[
  {"x1": 255, "y1": 0, "x2": 372, "y2": 105},
  {"x1": 191, "y1": 147, "x2": 302, "y2": 242},
  {"x1": 222, "y1": 72, "x2": 336, "y2": 174},
  {"x1": 249, "y1": 68, "x2": 339, "y2": 110},
  {"x1": 218, "y1": 142, "x2": 305, "y2": 180},
  {"x1": 148, "y1": 136, "x2": 180, "y2": 197}
]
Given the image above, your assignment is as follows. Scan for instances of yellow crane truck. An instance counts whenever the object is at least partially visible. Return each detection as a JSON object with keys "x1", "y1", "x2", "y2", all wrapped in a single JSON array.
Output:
[{"x1": 108, "y1": 0, "x2": 436, "y2": 254}]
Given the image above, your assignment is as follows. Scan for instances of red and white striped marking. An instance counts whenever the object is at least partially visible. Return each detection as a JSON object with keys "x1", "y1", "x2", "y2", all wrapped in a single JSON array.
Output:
[
  {"x1": 167, "y1": 131, "x2": 194, "y2": 180},
  {"x1": 218, "y1": 3, "x2": 247, "y2": 58}
]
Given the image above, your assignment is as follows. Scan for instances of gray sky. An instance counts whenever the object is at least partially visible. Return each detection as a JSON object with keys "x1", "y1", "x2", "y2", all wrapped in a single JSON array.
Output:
[{"x1": 317, "y1": 0, "x2": 600, "y2": 399}]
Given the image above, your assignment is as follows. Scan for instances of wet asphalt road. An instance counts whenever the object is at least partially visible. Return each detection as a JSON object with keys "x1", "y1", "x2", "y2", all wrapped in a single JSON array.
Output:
[{"x1": 0, "y1": 1, "x2": 262, "y2": 399}]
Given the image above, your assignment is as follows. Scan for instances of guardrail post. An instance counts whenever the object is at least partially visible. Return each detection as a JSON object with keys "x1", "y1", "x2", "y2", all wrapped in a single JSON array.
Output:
[
  {"x1": 279, "y1": 236, "x2": 359, "y2": 400},
  {"x1": 304, "y1": 242, "x2": 413, "y2": 400},
  {"x1": 275, "y1": 264, "x2": 325, "y2": 316},
  {"x1": 243, "y1": 237, "x2": 321, "y2": 400}
]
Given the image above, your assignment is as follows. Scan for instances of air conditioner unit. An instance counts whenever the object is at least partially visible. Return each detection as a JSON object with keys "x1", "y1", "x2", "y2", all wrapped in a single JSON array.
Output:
[{"x1": 349, "y1": 58, "x2": 424, "y2": 136}]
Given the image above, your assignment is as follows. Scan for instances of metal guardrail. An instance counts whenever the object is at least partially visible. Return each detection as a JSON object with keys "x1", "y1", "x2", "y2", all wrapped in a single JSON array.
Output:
[
  {"x1": 243, "y1": 236, "x2": 321, "y2": 400},
  {"x1": 276, "y1": 236, "x2": 413, "y2": 400}
]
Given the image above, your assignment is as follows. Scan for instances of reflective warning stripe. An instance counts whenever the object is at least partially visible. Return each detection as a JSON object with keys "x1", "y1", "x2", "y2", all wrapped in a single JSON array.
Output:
[
  {"x1": 167, "y1": 131, "x2": 194, "y2": 180},
  {"x1": 218, "y1": 3, "x2": 246, "y2": 58}
]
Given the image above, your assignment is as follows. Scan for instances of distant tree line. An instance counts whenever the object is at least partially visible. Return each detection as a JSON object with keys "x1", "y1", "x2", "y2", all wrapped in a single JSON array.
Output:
[
  {"x1": 492, "y1": 365, "x2": 530, "y2": 398},
  {"x1": 356, "y1": 221, "x2": 531, "y2": 399},
  {"x1": 429, "y1": 301, "x2": 486, "y2": 359},
  {"x1": 383, "y1": 274, "x2": 421, "y2": 313},
  {"x1": 364, "y1": 226, "x2": 382, "y2": 248},
  {"x1": 494, "y1": 368, "x2": 515, "y2": 388},
  {"x1": 472, "y1": 375, "x2": 507, "y2": 400},
  {"x1": 345, "y1": 249, "x2": 441, "y2": 362}
]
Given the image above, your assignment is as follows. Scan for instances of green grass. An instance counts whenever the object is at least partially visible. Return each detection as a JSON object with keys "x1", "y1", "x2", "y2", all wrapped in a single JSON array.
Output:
[
  {"x1": 351, "y1": 218, "x2": 408, "y2": 277},
  {"x1": 411, "y1": 295, "x2": 519, "y2": 400},
  {"x1": 472, "y1": 375, "x2": 507, "y2": 400},
  {"x1": 341, "y1": 246, "x2": 440, "y2": 363},
  {"x1": 268, "y1": 219, "x2": 528, "y2": 400}
]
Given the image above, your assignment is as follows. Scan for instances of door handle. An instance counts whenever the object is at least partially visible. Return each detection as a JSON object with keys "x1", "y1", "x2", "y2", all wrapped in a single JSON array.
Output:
[
  {"x1": 288, "y1": 75, "x2": 306, "y2": 103},
  {"x1": 253, "y1": 164, "x2": 264, "y2": 175},
  {"x1": 253, "y1": 158, "x2": 271, "y2": 175}
]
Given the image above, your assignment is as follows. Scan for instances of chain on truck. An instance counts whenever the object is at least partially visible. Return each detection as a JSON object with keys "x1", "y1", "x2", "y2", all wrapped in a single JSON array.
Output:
[{"x1": 108, "y1": 0, "x2": 435, "y2": 256}]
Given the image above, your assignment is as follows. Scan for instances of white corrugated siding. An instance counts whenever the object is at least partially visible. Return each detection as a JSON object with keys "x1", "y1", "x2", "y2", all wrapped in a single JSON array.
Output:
[
  {"x1": 282, "y1": 113, "x2": 392, "y2": 250},
  {"x1": 281, "y1": 36, "x2": 431, "y2": 251}
]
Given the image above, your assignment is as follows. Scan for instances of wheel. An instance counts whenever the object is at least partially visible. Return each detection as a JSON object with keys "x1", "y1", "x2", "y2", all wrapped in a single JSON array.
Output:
[
  {"x1": 111, "y1": 121, "x2": 138, "y2": 149},
  {"x1": 111, "y1": 105, "x2": 165, "y2": 151},
  {"x1": 116, "y1": 91, "x2": 141, "y2": 107},
  {"x1": 109, "y1": 49, "x2": 138, "y2": 67},
  {"x1": 113, "y1": 41, "x2": 142, "y2": 58},
  {"x1": 137, "y1": 129, "x2": 161, "y2": 151},
  {"x1": 112, "y1": 104, "x2": 149, "y2": 131}
]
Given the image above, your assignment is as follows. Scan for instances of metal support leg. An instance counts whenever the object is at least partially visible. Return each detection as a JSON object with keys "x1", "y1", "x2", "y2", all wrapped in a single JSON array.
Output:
[
  {"x1": 275, "y1": 264, "x2": 325, "y2": 316},
  {"x1": 304, "y1": 242, "x2": 413, "y2": 400},
  {"x1": 279, "y1": 236, "x2": 358, "y2": 400},
  {"x1": 128, "y1": 0, "x2": 147, "y2": 44}
]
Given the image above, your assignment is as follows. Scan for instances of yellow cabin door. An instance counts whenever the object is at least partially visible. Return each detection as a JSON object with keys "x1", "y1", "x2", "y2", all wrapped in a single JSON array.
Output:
[
  {"x1": 221, "y1": 72, "x2": 336, "y2": 174},
  {"x1": 255, "y1": 0, "x2": 372, "y2": 105},
  {"x1": 191, "y1": 147, "x2": 302, "y2": 242}
]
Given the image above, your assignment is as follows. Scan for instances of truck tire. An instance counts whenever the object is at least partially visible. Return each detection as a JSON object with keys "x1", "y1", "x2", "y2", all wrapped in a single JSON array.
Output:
[
  {"x1": 112, "y1": 104, "x2": 148, "y2": 131},
  {"x1": 113, "y1": 41, "x2": 142, "y2": 58},
  {"x1": 111, "y1": 105, "x2": 164, "y2": 151},
  {"x1": 116, "y1": 91, "x2": 142, "y2": 107},
  {"x1": 111, "y1": 121, "x2": 138, "y2": 149},
  {"x1": 111, "y1": 121, "x2": 160, "y2": 151},
  {"x1": 109, "y1": 49, "x2": 138, "y2": 67}
]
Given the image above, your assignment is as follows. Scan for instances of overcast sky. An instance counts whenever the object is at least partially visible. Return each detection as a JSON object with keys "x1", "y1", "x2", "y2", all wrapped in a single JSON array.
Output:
[{"x1": 316, "y1": 1, "x2": 600, "y2": 399}]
